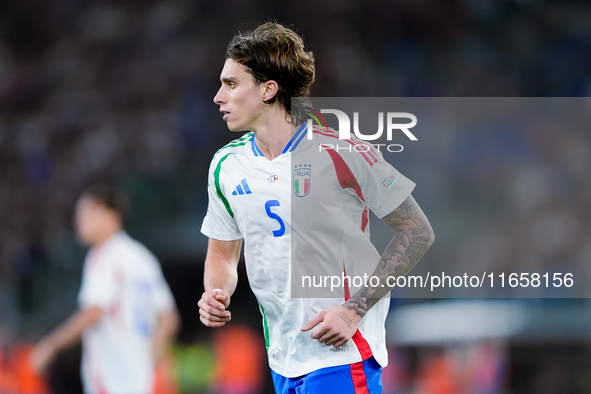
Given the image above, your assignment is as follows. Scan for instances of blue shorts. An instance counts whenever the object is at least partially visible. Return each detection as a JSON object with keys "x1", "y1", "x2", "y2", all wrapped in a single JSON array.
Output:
[{"x1": 271, "y1": 357, "x2": 382, "y2": 394}]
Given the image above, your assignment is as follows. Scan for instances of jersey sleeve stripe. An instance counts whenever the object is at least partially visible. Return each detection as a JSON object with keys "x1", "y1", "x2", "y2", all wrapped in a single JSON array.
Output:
[
  {"x1": 350, "y1": 135, "x2": 379, "y2": 162},
  {"x1": 347, "y1": 144, "x2": 376, "y2": 166},
  {"x1": 312, "y1": 128, "x2": 378, "y2": 166},
  {"x1": 344, "y1": 138, "x2": 378, "y2": 166},
  {"x1": 312, "y1": 127, "x2": 339, "y2": 139},
  {"x1": 214, "y1": 153, "x2": 235, "y2": 218},
  {"x1": 213, "y1": 133, "x2": 253, "y2": 158}
]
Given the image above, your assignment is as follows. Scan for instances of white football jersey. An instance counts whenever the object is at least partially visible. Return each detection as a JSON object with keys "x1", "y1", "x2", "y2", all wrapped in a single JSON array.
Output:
[
  {"x1": 201, "y1": 124, "x2": 415, "y2": 377},
  {"x1": 77, "y1": 231, "x2": 176, "y2": 394}
]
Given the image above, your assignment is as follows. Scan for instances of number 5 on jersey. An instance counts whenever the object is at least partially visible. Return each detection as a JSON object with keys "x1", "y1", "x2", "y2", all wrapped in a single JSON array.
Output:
[{"x1": 265, "y1": 200, "x2": 285, "y2": 237}]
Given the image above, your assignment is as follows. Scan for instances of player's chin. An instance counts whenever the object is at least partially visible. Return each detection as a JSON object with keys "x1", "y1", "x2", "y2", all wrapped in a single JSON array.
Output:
[
  {"x1": 227, "y1": 124, "x2": 243, "y2": 132},
  {"x1": 226, "y1": 121, "x2": 247, "y2": 132}
]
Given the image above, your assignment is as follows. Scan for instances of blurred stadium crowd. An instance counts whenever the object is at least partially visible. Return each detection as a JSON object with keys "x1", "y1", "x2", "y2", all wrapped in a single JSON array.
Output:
[{"x1": 1, "y1": 0, "x2": 590, "y2": 393}]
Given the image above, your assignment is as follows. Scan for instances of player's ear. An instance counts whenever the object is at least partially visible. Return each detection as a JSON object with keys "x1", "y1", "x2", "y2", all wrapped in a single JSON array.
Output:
[{"x1": 262, "y1": 80, "x2": 279, "y2": 102}]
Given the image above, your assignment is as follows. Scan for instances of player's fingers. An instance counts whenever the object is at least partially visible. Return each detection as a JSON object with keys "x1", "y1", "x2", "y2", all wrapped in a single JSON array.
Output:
[
  {"x1": 214, "y1": 292, "x2": 227, "y2": 303},
  {"x1": 200, "y1": 315, "x2": 226, "y2": 328},
  {"x1": 199, "y1": 304, "x2": 231, "y2": 320},
  {"x1": 202, "y1": 292, "x2": 227, "y2": 311},
  {"x1": 310, "y1": 321, "x2": 333, "y2": 340},
  {"x1": 213, "y1": 290, "x2": 230, "y2": 307},
  {"x1": 314, "y1": 323, "x2": 334, "y2": 342},
  {"x1": 202, "y1": 291, "x2": 226, "y2": 309},
  {"x1": 333, "y1": 338, "x2": 349, "y2": 348},
  {"x1": 301, "y1": 311, "x2": 326, "y2": 332},
  {"x1": 198, "y1": 299, "x2": 231, "y2": 319},
  {"x1": 199, "y1": 308, "x2": 231, "y2": 322},
  {"x1": 198, "y1": 296, "x2": 229, "y2": 315},
  {"x1": 320, "y1": 331, "x2": 339, "y2": 346}
]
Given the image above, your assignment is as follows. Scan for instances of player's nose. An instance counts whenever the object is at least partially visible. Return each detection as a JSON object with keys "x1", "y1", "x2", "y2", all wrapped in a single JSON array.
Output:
[{"x1": 213, "y1": 87, "x2": 225, "y2": 105}]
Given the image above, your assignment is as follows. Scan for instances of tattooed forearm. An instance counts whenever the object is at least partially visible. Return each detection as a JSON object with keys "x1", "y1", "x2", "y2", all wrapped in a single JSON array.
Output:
[
  {"x1": 343, "y1": 195, "x2": 434, "y2": 319},
  {"x1": 406, "y1": 227, "x2": 432, "y2": 261}
]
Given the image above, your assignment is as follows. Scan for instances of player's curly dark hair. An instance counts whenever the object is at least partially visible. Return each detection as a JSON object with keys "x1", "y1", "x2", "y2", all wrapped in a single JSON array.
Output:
[{"x1": 225, "y1": 22, "x2": 315, "y2": 125}]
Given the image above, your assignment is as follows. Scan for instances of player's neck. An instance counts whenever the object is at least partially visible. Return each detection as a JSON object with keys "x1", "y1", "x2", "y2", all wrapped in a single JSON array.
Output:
[
  {"x1": 92, "y1": 226, "x2": 121, "y2": 248},
  {"x1": 252, "y1": 112, "x2": 292, "y2": 161}
]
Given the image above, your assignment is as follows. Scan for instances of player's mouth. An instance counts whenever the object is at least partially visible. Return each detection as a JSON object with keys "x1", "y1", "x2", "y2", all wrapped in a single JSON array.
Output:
[{"x1": 220, "y1": 109, "x2": 230, "y2": 120}]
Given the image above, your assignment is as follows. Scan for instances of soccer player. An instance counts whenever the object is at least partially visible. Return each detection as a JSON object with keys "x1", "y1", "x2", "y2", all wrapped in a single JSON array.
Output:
[
  {"x1": 198, "y1": 23, "x2": 434, "y2": 393},
  {"x1": 31, "y1": 184, "x2": 180, "y2": 394}
]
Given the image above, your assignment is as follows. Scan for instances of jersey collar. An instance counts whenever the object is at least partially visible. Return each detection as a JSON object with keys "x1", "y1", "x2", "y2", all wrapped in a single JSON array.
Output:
[
  {"x1": 251, "y1": 134, "x2": 264, "y2": 157},
  {"x1": 251, "y1": 123, "x2": 308, "y2": 157}
]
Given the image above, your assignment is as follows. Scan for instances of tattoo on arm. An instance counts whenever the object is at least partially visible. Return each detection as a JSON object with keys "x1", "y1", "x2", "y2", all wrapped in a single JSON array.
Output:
[
  {"x1": 338, "y1": 311, "x2": 353, "y2": 329},
  {"x1": 343, "y1": 195, "x2": 434, "y2": 319}
]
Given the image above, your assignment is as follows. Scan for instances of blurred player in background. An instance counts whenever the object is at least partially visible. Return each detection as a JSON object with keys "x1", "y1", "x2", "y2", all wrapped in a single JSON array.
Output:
[
  {"x1": 199, "y1": 22, "x2": 434, "y2": 393},
  {"x1": 31, "y1": 184, "x2": 181, "y2": 394}
]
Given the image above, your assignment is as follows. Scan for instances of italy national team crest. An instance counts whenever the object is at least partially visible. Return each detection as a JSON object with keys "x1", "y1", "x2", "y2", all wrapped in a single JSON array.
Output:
[{"x1": 293, "y1": 165, "x2": 311, "y2": 197}]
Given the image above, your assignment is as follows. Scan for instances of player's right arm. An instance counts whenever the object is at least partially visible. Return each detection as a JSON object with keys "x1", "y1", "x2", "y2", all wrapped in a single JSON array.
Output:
[
  {"x1": 31, "y1": 307, "x2": 104, "y2": 374},
  {"x1": 198, "y1": 238, "x2": 242, "y2": 327}
]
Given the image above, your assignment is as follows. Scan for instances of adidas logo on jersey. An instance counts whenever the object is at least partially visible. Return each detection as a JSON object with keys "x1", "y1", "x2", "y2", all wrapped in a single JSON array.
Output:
[{"x1": 232, "y1": 178, "x2": 252, "y2": 196}]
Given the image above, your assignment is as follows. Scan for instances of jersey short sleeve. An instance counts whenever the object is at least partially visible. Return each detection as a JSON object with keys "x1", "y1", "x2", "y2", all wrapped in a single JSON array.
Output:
[
  {"x1": 201, "y1": 154, "x2": 243, "y2": 240},
  {"x1": 338, "y1": 143, "x2": 416, "y2": 218},
  {"x1": 77, "y1": 250, "x2": 116, "y2": 310}
]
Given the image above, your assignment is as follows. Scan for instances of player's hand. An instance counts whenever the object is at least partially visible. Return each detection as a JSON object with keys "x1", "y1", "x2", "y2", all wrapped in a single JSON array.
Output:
[
  {"x1": 301, "y1": 305, "x2": 361, "y2": 348},
  {"x1": 30, "y1": 340, "x2": 56, "y2": 376},
  {"x1": 198, "y1": 289, "x2": 231, "y2": 327}
]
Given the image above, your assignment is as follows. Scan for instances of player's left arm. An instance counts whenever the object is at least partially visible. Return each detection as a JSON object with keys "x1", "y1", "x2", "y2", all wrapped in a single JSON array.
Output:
[
  {"x1": 151, "y1": 308, "x2": 181, "y2": 364},
  {"x1": 30, "y1": 306, "x2": 104, "y2": 374},
  {"x1": 302, "y1": 194, "x2": 434, "y2": 347}
]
